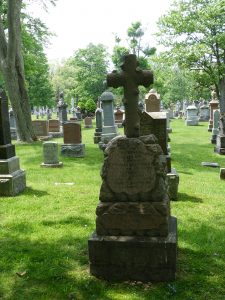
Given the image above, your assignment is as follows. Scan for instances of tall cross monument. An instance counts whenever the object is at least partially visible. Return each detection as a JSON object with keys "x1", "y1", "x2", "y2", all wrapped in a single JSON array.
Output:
[{"x1": 107, "y1": 54, "x2": 153, "y2": 137}]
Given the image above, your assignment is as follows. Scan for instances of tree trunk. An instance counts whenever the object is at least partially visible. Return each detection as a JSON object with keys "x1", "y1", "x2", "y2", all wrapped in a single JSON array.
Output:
[{"x1": 0, "y1": 0, "x2": 36, "y2": 142}]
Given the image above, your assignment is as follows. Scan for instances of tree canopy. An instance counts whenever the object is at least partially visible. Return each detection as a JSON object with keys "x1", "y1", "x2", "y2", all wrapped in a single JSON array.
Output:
[{"x1": 157, "y1": 0, "x2": 225, "y2": 112}]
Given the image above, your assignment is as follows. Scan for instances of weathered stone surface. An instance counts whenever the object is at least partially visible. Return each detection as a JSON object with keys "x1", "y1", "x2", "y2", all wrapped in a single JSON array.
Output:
[
  {"x1": 88, "y1": 216, "x2": 177, "y2": 282},
  {"x1": 99, "y1": 136, "x2": 167, "y2": 202},
  {"x1": 63, "y1": 122, "x2": 82, "y2": 144},
  {"x1": 215, "y1": 135, "x2": 225, "y2": 155},
  {"x1": 61, "y1": 143, "x2": 85, "y2": 157},
  {"x1": 167, "y1": 168, "x2": 179, "y2": 201},
  {"x1": 145, "y1": 89, "x2": 160, "y2": 113},
  {"x1": 107, "y1": 54, "x2": 153, "y2": 138},
  {"x1": 185, "y1": 105, "x2": 199, "y2": 126},
  {"x1": 84, "y1": 117, "x2": 93, "y2": 128},
  {"x1": 0, "y1": 157, "x2": 20, "y2": 174},
  {"x1": 0, "y1": 170, "x2": 26, "y2": 196},
  {"x1": 49, "y1": 119, "x2": 60, "y2": 132},
  {"x1": 41, "y1": 142, "x2": 63, "y2": 167},
  {"x1": 0, "y1": 144, "x2": 15, "y2": 160},
  {"x1": 211, "y1": 109, "x2": 220, "y2": 144},
  {"x1": 32, "y1": 120, "x2": 49, "y2": 137},
  {"x1": 96, "y1": 200, "x2": 170, "y2": 236},
  {"x1": 208, "y1": 92, "x2": 219, "y2": 132}
]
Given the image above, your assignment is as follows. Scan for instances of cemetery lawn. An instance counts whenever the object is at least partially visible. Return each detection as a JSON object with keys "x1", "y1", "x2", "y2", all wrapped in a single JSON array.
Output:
[{"x1": 0, "y1": 119, "x2": 225, "y2": 300}]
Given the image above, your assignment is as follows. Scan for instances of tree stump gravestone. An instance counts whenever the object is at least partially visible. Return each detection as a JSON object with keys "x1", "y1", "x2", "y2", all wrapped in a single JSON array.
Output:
[{"x1": 88, "y1": 54, "x2": 177, "y2": 282}]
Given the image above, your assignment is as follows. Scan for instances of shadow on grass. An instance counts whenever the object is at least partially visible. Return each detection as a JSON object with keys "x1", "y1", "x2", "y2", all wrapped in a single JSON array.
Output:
[
  {"x1": 24, "y1": 187, "x2": 49, "y2": 198},
  {"x1": 177, "y1": 192, "x2": 203, "y2": 203}
]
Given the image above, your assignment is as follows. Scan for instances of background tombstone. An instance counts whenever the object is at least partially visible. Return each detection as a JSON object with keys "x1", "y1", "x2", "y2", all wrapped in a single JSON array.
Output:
[
  {"x1": 94, "y1": 106, "x2": 103, "y2": 144},
  {"x1": 211, "y1": 109, "x2": 220, "y2": 144},
  {"x1": 61, "y1": 122, "x2": 85, "y2": 157},
  {"x1": 215, "y1": 115, "x2": 225, "y2": 155},
  {"x1": 199, "y1": 100, "x2": 210, "y2": 121},
  {"x1": 88, "y1": 54, "x2": 177, "y2": 282},
  {"x1": 32, "y1": 120, "x2": 51, "y2": 140},
  {"x1": 145, "y1": 88, "x2": 160, "y2": 112},
  {"x1": 48, "y1": 119, "x2": 63, "y2": 138},
  {"x1": 185, "y1": 104, "x2": 199, "y2": 126},
  {"x1": 114, "y1": 106, "x2": 124, "y2": 128},
  {"x1": 0, "y1": 89, "x2": 26, "y2": 196},
  {"x1": 208, "y1": 90, "x2": 219, "y2": 132},
  {"x1": 41, "y1": 142, "x2": 63, "y2": 167},
  {"x1": 183, "y1": 100, "x2": 189, "y2": 118},
  {"x1": 57, "y1": 92, "x2": 68, "y2": 125},
  {"x1": 84, "y1": 116, "x2": 93, "y2": 128},
  {"x1": 99, "y1": 91, "x2": 118, "y2": 149},
  {"x1": 9, "y1": 109, "x2": 17, "y2": 140}
]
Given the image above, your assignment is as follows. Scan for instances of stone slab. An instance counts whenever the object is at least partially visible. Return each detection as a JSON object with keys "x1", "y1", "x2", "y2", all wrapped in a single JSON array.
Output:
[
  {"x1": 0, "y1": 156, "x2": 20, "y2": 174},
  {"x1": 40, "y1": 162, "x2": 63, "y2": 168},
  {"x1": 167, "y1": 168, "x2": 179, "y2": 201},
  {"x1": 0, "y1": 170, "x2": 26, "y2": 196},
  {"x1": 96, "y1": 200, "x2": 170, "y2": 237},
  {"x1": 0, "y1": 144, "x2": 15, "y2": 159},
  {"x1": 88, "y1": 216, "x2": 177, "y2": 282},
  {"x1": 201, "y1": 162, "x2": 220, "y2": 168},
  {"x1": 61, "y1": 143, "x2": 85, "y2": 157}
]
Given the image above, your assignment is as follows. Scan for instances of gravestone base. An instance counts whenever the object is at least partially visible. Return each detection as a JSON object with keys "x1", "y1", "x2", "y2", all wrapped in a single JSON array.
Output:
[
  {"x1": 0, "y1": 170, "x2": 26, "y2": 196},
  {"x1": 214, "y1": 135, "x2": 225, "y2": 155},
  {"x1": 167, "y1": 168, "x2": 179, "y2": 201},
  {"x1": 220, "y1": 168, "x2": 225, "y2": 179},
  {"x1": 84, "y1": 125, "x2": 93, "y2": 128},
  {"x1": 211, "y1": 134, "x2": 217, "y2": 144},
  {"x1": 0, "y1": 144, "x2": 15, "y2": 159},
  {"x1": 40, "y1": 162, "x2": 63, "y2": 168},
  {"x1": 61, "y1": 143, "x2": 85, "y2": 157},
  {"x1": 167, "y1": 128, "x2": 172, "y2": 133},
  {"x1": 208, "y1": 123, "x2": 213, "y2": 132},
  {"x1": 10, "y1": 128, "x2": 17, "y2": 140},
  {"x1": 89, "y1": 217, "x2": 177, "y2": 282},
  {"x1": 49, "y1": 131, "x2": 63, "y2": 138},
  {"x1": 0, "y1": 157, "x2": 20, "y2": 174},
  {"x1": 94, "y1": 132, "x2": 102, "y2": 144},
  {"x1": 186, "y1": 118, "x2": 199, "y2": 126}
]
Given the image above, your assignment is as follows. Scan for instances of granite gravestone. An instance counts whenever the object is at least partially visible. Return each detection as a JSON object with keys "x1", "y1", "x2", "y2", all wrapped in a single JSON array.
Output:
[
  {"x1": 99, "y1": 91, "x2": 118, "y2": 149},
  {"x1": 215, "y1": 115, "x2": 225, "y2": 155},
  {"x1": 94, "y1": 107, "x2": 103, "y2": 144},
  {"x1": 9, "y1": 109, "x2": 17, "y2": 140},
  {"x1": 88, "y1": 54, "x2": 177, "y2": 282},
  {"x1": 211, "y1": 109, "x2": 220, "y2": 144},
  {"x1": 57, "y1": 92, "x2": 68, "y2": 125},
  {"x1": 41, "y1": 142, "x2": 63, "y2": 168},
  {"x1": 0, "y1": 90, "x2": 26, "y2": 196},
  {"x1": 185, "y1": 104, "x2": 199, "y2": 126},
  {"x1": 48, "y1": 119, "x2": 63, "y2": 138},
  {"x1": 32, "y1": 120, "x2": 51, "y2": 140},
  {"x1": 61, "y1": 122, "x2": 85, "y2": 157},
  {"x1": 84, "y1": 116, "x2": 93, "y2": 128},
  {"x1": 145, "y1": 89, "x2": 160, "y2": 112},
  {"x1": 199, "y1": 101, "x2": 210, "y2": 121},
  {"x1": 208, "y1": 90, "x2": 219, "y2": 132},
  {"x1": 114, "y1": 106, "x2": 124, "y2": 128}
]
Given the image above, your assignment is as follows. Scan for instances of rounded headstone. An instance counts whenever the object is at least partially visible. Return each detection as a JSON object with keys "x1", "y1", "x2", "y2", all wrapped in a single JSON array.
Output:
[{"x1": 43, "y1": 141, "x2": 59, "y2": 164}]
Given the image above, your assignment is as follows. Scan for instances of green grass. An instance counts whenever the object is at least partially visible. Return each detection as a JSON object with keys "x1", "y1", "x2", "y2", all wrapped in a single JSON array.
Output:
[{"x1": 0, "y1": 119, "x2": 224, "y2": 300}]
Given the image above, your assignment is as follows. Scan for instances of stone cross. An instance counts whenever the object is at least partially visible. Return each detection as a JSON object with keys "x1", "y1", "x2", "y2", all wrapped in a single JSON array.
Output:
[
  {"x1": 107, "y1": 54, "x2": 153, "y2": 138},
  {"x1": 0, "y1": 89, "x2": 15, "y2": 159}
]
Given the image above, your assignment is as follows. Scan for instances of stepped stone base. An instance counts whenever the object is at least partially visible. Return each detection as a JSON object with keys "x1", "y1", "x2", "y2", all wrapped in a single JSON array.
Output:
[
  {"x1": 94, "y1": 132, "x2": 102, "y2": 144},
  {"x1": 88, "y1": 217, "x2": 177, "y2": 282},
  {"x1": 0, "y1": 170, "x2": 26, "y2": 196},
  {"x1": 61, "y1": 143, "x2": 85, "y2": 157},
  {"x1": 167, "y1": 168, "x2": 179, "y2": 201},
  {"x1": 215, "y1": 135, "x2": 225, "y2": 154}
]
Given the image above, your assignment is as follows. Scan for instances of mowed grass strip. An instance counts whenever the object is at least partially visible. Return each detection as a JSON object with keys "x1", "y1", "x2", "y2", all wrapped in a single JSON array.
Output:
[{"x1": 0, "y1": 119, "x2": 224, "y2": 300}]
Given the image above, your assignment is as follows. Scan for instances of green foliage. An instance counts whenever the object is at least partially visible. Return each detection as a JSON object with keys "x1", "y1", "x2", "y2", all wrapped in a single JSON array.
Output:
[
  {"x1": 51, "y1": 44, "x2": 109, "y2": 107},
  {"x1": 85, "y1": 99, "x2": 96, "y2": 113},
  {"x1": 152, "y1": 55, "x2": 210, "y2": 106},
  {"x1": 157, "y1": 0, "x2": 225, "y2": 99},
  {"x1": 112, "y1": 21, "x2": 156, "y2": 70},
  {"x1": 0, "y1": 121, "x2": 225, "y2": 299}
]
